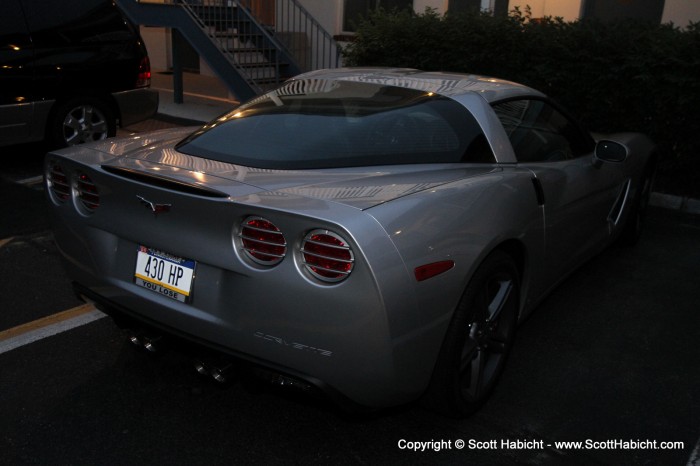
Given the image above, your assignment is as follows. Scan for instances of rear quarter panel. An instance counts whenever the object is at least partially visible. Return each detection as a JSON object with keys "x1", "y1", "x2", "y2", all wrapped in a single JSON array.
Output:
[{"x1": 367, "y1": 166, "x2": 545, "y2": 392}]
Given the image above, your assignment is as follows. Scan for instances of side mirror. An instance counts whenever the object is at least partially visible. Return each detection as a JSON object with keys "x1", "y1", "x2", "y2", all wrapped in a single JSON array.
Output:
[{"x1": 594, "y1": 140, "x2": 628, "y2": 167}]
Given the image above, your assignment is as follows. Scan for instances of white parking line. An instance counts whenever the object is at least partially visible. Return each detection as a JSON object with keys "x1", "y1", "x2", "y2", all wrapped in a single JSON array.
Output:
[
  {"x1": 0, "y1": 304, "x2": 106, "y2": 355},
  {"x1": 16, "y1": 175, "x2": 44, "y2": 186}
]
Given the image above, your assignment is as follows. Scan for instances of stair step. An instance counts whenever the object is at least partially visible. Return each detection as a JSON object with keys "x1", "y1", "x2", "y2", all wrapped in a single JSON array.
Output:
[{"x1": 242, "y1": 67, "x2": 282, "y2": 80}]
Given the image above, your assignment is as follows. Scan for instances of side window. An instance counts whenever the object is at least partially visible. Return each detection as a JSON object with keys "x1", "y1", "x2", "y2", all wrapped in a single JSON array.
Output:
[
  {"x1": 0, "y1": 0, "x2": 32, "y2": 106},
  {"x1": 0, "y1": 0, "x2": 28, "y2": 39},
  {"x1": 21, "y1": 0, "x2": 134, "y2": 46},
  {"x1": 493, "y1": 99, "x2": 592, "y2": 163}
]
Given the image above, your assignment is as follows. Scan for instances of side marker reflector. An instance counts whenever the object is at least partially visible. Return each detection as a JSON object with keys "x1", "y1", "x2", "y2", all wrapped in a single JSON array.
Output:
[{"x1": 414, "y1": 260, "x2": 455, "y2": 282}]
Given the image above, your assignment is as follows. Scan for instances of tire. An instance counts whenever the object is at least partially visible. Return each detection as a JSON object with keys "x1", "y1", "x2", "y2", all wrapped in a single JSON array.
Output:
[
  {"x1": 48, "y1": 97, "x2": 116, "y2": 148},
  {"x1": 422, "y1": 250, "x2": 519, "y2": 418},
  {"x1": 618, "y1": 162, "x2": 656, "y2": 247}
]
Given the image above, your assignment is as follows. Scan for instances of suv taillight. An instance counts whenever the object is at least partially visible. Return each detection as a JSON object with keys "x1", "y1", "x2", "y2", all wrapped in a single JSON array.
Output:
[{"x1": 136, "y1": 56, "x2": 151, "y2": 88}]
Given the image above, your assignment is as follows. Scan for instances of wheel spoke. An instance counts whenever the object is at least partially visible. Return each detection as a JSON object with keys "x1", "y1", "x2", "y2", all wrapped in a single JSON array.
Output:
[
  {"x1": 64, "y1": 132, "x2": 80, "y2": 145},
  {"x1": 64, "y1": 114, "x2": 80, "y2": 132},
  {"x1": 485, "y1": 335, "x2": 507, "y2": 354},
  {"x1": 487, "y1": 279, "x2": 513, "y2": 322},
  {"x1": 460, "y1": 336, "x2": 478, "y2": 370},
  {"x1": 89, "y1": 120, "x2": 108, "y2": 136},
  {"x1": 462, "y1": 348, "x2": 489, "y2": 399},
  {"x1": 83, "y1": 106, "x2": 94, "y2": 123}
]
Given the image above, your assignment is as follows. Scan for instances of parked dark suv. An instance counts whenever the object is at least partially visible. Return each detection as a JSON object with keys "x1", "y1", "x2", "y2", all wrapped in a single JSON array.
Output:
[{"x1": 0, "y1": 0, "x2": 158, "y2": 148}]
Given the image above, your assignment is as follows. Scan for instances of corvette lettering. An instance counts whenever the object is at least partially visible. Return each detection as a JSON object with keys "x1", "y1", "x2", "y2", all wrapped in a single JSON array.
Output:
[{"x1": 254, "y1": 331, "x2": 332, "y2": 357}]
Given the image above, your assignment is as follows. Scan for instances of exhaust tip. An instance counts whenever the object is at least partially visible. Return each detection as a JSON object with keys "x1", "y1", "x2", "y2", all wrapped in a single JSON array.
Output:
[
  {"x1": 193, "y1": 359, "x2": 235, "y2": 383},
  {"x1": 127, "y1": 332, "x2": 165, "y2": 352},
  {"x1": 194, "y1": 361, "x2": 209, "y2": 376},
  {"x1": 142, "y1": 336, "x2": 162, "y2": 353},
  {"x1": 211, "y1": 364, "x2": 233, "y2": 383},
  {"x1": 253, "y1": 368, "x2": 314, "y2": 392}
]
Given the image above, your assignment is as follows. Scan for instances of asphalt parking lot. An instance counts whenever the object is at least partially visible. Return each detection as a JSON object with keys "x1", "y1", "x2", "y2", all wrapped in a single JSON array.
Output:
[{"x1": 1, "y1": 122, "x2": 699, "y2": 465}]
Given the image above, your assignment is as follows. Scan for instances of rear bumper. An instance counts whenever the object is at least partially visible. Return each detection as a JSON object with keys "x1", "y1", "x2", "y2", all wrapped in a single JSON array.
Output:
[
  {"x1": 113, "y1": 88, "x2": 159, "y2": 127},
  {"x1": 73, "y1": 281, "x2": 364, "y2": 411}
]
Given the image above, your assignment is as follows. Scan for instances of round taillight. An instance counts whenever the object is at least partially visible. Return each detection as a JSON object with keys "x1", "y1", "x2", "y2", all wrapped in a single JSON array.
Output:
[
  {"x1": 239, "y1": 216, "x2": 287, "y2": 266},
  {"x1": 47, "y1": 163, "x2": 71, "y2": 202},
  {"x1": 74, "y1": 172, "x2": 100, "y2": 213},
  {"x1": 301, "y1": 230, "x2": 354, "y2": 282}
]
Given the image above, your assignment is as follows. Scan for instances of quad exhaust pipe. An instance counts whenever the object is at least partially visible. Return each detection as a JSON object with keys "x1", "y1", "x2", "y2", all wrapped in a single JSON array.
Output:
[
  {"x1": 125, "y1": 331, "x2": 310, "y2": 393},
  {"x1": 194, "y1": 361, "x2": 311, "y2": 392},
  {"x1": 128, "y1": 332, "x2": 164, "y2": 353},
  {"x1": 194, "y1": 359, "x2": 235, "y2": 384}
]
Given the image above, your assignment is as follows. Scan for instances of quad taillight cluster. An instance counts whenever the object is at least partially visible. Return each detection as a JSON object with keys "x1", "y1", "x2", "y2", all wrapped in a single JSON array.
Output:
[
  {"x1": 48, "y1": 164, "x2": 71, "y2": 201},
  {"x1": 240, "y1": 217, "x2": 287, "y2": 266},
  {"x1": 47, "y1": 163, "x2": 354, "y2": 283},
  {"x1": 75, "y1": 172, "x2": 100, "y2": 211},
  {"x1": 239, "y1": 217, "x2": 354, "y2": 283},
  {"x1": 301, "y1": 230, "x2": 354, "y2": 282},
  {"x1": 47, "y1": 162, "x2": 100, "y2": 214}
]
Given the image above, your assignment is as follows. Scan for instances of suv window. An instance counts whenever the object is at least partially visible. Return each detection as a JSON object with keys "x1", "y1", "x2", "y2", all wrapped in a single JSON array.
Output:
[
  {"x1": 0, "y1": 0, "x2": 28, "y2": 39},
  {"x1": 0, "y1": 0, "x2": 33, "y2": 141},
  {"x1": 493, "y1": 99, "x2": 593, "y2": 163},
  {"x1": 21, "y1": 0, "x2": 134, "y2": 46}
]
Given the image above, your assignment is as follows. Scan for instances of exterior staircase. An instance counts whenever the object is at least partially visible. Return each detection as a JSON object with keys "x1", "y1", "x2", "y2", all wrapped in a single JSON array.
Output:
[{"x1": 116, "y1": 0, "x2": 340, "y2": 102}]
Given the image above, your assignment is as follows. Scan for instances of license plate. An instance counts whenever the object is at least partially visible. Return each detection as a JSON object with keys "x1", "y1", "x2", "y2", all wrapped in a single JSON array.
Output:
[{"x1": 134, "y1": 246, "x2": 196, "y2": 303}]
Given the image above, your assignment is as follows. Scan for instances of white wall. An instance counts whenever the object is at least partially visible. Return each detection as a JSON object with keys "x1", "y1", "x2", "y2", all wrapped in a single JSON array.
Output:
[
  {"x1": 297, "y1": 0, "x2": 343, "y2": 34},
  {"x1": 662, "y1": 0, "x2": 700, "y2": 26},
  {"x1": 303, "y1": 0, "x2": 447, "y2": 35},
  {"x1": 507, "y1": 0, "x2": 582, "y2": 21},
  {"x1": 136, "y1": 0, "x2": 170, "y2": 71},
  {"x1": 414, "y1": 0, "x2": 445, "y2": 14},
  {"x1": 140, "y1": 27, "x2": 170, "y2": 71}
]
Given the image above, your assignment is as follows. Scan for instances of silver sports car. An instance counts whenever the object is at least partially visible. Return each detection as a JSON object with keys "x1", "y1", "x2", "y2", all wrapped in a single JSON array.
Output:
[{"x1": 46, "y1": 68, "x2": 655, "y2": 417}]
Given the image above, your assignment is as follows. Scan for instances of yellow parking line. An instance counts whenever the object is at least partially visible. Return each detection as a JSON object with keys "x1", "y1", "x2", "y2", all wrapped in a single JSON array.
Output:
[
  {"x1": 0, "y1": 303, "x2": 97, "y2": 343},
  {"x1": 0, "y1": 237, "x2": 15, "y2": 249}
]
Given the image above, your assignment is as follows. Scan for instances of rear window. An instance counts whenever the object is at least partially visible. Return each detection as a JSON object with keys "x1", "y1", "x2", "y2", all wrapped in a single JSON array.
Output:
[{"x1": 176, "y1": 80, "x2": 494, "y2": 169}]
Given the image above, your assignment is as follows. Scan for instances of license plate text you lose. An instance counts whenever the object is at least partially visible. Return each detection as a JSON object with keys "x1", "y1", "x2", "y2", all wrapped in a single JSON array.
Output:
[{"x1": 134, "y1": 246, "x2": 196, "y2": 303}]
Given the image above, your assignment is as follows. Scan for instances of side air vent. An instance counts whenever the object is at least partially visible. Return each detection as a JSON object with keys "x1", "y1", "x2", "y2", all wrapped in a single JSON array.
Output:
[
  {"x1": 239, "y1": 216, "x2": 287, "y2": 266},
  {"x1": 102, "y1": 165, "x2": 228, "y2": 198},
  {"x1": 608, "y1": 179, "x2": 631, "y2": 226},
  {"x1": 301, "y1": 230, "x2": 354, "y2": 283}
]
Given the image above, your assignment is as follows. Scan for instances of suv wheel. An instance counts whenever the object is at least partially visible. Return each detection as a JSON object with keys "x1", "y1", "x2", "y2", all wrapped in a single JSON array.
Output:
[{"x1": 49, "y1": 97, "x2": 116, "y2": 147}]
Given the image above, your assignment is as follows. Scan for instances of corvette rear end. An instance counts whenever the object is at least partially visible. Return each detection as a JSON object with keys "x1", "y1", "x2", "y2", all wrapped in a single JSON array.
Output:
[{"x1": 45, "y1": 131, "x2": 524, "y2": 409}]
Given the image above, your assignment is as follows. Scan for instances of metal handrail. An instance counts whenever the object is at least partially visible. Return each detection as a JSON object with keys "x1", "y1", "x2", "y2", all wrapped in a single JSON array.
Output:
[
  {"x1": 179, "y1": 0, "x2": 339, "y2": 90},
  {"x1": 272, "y1": 0, "x2": 341, "y2": 72},
  {"x1": 128, "y1": 0, "x2": 340, "y2": 97}
]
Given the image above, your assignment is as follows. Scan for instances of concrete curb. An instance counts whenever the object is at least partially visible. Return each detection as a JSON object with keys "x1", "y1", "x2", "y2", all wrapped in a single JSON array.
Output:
[{"x1": 650, "y1": 192, "x2": 700, "y2": 215}]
